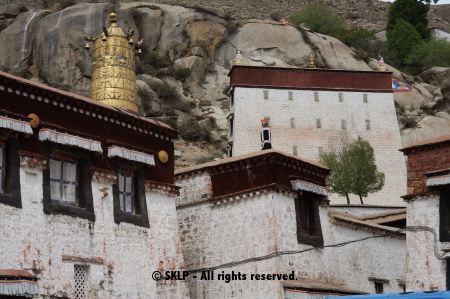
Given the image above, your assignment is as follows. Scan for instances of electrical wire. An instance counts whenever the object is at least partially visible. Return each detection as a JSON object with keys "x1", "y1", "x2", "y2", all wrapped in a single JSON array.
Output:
[{"x1": 187, "y1": 226, "x2": 445, "y2": 274}]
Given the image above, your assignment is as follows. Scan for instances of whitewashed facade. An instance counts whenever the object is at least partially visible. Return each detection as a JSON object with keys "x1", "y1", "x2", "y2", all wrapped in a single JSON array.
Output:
[
  {"x1": 176, "y1": 151, "x2": 406, "y2": 299},
  {"x1": 228, "y1": 67, "x2": 406, "y2": 206}
]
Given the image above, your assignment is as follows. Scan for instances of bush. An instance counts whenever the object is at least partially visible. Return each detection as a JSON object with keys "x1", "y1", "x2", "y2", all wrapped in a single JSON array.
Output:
[
  {"x1": 387, "y1": 19, "x2": 423, "y2": 65},
  {"x1": 170, "y1": 67, "x2": 191, "y2": 81},
  {"x1": 406, "y1": 38, "x2": 450, "y2": 74},
  {"x1": 290, "y1": 3, "x2": 345, "y2": 38},
  {"x1": 142, "y1": 50, "x2": 169, "y2": 69},
  {"x1": 180, "y1": 119, "x2": 210, "y2": 142},
  {"x1": 402, "y1": 116, "x2": 419, "y2": 129},
  {"x1": 156, "y1": 82, "x2": 178, "y2": 100},
  {"x1": 290, "y1": 4, "x2": 376, "y2": 64},
  {"x1": 387, "y1": 0, "x2": 431, "y2": 41}
]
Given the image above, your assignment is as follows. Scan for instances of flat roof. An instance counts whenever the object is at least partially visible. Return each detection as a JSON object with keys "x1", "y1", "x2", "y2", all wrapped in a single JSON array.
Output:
[{"x1": 400, "y1": 134, "x2": 450, "y2": 153}]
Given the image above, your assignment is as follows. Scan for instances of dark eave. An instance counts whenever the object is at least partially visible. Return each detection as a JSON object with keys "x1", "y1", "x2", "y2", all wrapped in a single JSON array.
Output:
[
  {"x1": 400, "y1": 134, "x2": 450, "y2": 154},
  {"x1": 228, "y1": 65, "x2": 393, "y2": 93},
  {"x1": 0, "y1": 70, "x2": 176, "y2": 139}
]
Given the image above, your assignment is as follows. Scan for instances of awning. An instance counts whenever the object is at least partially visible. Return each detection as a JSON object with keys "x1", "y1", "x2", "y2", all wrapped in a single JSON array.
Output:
[
  {"x1": 107, "y1": 145, "x2": 155, "y2": 166},
  {"x1": 427, "y1": 174, "x2": 450, "y2": 187},
  {"x1": 38, "y1": 128, "x2": 102, "y2": 153},
  {"x1": 0, "y1": 281, "x2": 38, "y2": 297},
  {"x1": 291, "y1": 179, "x2": 328, "y2": 196},
  {"x1": 0, "y1": 115, "x2": 33, "y2": 135},
  {"x1": 0, "y1": 269, "x2": 38, "y2": 297}
]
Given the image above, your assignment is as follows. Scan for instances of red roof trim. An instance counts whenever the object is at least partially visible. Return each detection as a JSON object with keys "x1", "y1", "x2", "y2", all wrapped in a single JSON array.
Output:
[
  {"x1": 401, "y1": 134, "x2": 450, "y2": 154},
  {"x1": 0, "y1": 70, "x2": 176, "y2": 138},
  {"x1": 228, "y1": 65, "x2": 393, "y2": 92}
]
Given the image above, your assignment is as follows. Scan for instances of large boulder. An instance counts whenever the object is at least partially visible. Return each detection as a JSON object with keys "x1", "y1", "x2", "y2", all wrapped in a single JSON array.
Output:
[
  {"x1": 420, "y1": 67, "x2": 450, "y2": 101},
  {"x1": 0, "y1": 10, "x2": 49, "y2": 76},
  {"x1": 33, "y1": 3, "x2": 113, "y2": 95},
  {"x1": 402, "y1": 112, "x2": 450, "y2": 147}
]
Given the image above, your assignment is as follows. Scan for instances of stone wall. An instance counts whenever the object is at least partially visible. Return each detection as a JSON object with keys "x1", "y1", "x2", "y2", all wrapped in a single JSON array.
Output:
[
  {"x1": 405, "y1": 193, "x2": 447, "y2": 291},
  {"x1": 404, "y1": 143, "x2": 450, "y2": 195},
  {"x1": 231, "y1": 87, "x2": 407, "y2": 206},
  {"x1": 0, "y1": 160, "x2": 189, "y2": 298},
  {"x1": 176, "y1": 183, "x2": 406, "y2": 299}
]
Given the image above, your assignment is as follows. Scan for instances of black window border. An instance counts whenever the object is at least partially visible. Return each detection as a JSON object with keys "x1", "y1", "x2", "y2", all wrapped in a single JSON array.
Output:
[
  {"x1": 0, "y1": 137, "x2": 22, "y2": 209},
  {"x1": 42, "y1": 143, "x2": 95, "y2": 221},
  {"x1": 439, "y1": 187, "x2": 450, "y2": 242},
  {"x1": 112, "y1": 163, "x2": 149, "y2": 228},
  {"x1": 294, "y1": 191, "x2": 324, "y2": 248}
]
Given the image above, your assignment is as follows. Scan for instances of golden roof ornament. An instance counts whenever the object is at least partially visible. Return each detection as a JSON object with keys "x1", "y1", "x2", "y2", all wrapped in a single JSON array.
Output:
[
  {"x1": 307, "y1": 53, "x2": 316, "y2": 69},
  {"x1": 84, "y1": 12, "x2": 143, "y2": 112}
]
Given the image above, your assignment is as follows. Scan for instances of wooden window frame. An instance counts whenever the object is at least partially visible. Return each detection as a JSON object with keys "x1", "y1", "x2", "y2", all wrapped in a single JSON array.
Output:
[
  {"x1": 294, "y1": 191, "x2": 324, "y2": 247},
  {"x1": 440, "y1": 187, "x2": 450, "y2": 242},
  {"x1": 112, "y1": 162, "x2": 149, "y2": 228},
  {"x1": 42, "y1": 144, "x2": 95, "y2": 221},
  {"x1": 0, "y1": 137, "x2": 21, "y2": 209},
  {"x1": 49, "y1": 157, "x2": 78, "y2": 206}
]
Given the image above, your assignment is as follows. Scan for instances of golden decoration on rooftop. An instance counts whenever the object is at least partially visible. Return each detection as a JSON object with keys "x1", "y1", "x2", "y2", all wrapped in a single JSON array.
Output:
[
  {"x1": 307, "y1": 53, "x2": 317, "y2": 69},
  {"x1": 84, "y1": 12, "x2": 142, "y2": 112}
]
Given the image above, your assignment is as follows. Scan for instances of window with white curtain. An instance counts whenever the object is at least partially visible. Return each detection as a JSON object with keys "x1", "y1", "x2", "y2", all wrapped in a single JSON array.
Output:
[
  {"x1": 118, "y1": 173, "x2": 135, "y2": 214},
  {"x1": 49, "y1": 158, "x2": 77, "y2": 205}
]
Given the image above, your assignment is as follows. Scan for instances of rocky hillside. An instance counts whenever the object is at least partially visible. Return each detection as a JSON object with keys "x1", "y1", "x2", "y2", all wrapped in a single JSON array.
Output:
[{"x1": 0, "y1": 1, "x2": 449, "y2": 167}]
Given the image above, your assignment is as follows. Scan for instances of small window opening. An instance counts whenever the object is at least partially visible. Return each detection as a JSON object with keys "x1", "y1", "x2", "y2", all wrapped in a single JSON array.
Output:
[
  {"x1": 293, "y1": 146, "x2": 298, "y2": 156},
  {"x1": 363, "y1": 94, "x2": 368, "y2": 103},
  {"x1": 314, "y1": 92, "x2": 319, "y2": 102},
  {"x1": 118, "y1": 172, "x2": 135, "y2": 214},
  {"x1": 341, "y1": 119, "x2": 347, "y2": 130},
  {"x1": 290, "y1": 117, "x2": 295, "y2": 129},
  {"x1": 263, "y1": 90, "x2": 269, "y2": 99},
  {"x1": 74, "y1": 264, "x2": 88, "y2": 299},
  {"x1": 366, "y1": 119, "x2": 371, "y2": 130},
  {"x1": 288, "y1": 91, "x2": 293, "y2": 101},
  {"x1": 374, "y1": 282, "x2": 384, "y2": 294},
  {"x1": 316, "y1": 118, "x2": 321, "y2": 129},
  {"x1": 339, "y1": 93, "x2": 344, "y2": 102}
]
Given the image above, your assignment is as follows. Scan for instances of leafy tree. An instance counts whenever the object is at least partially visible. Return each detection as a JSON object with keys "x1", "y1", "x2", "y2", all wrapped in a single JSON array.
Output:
[
  {"x1": 289, "y1": 3, "x2": 345, "y2": 38},
  {"x1": 346, "y1": 137, "x2": 385, "y2": 204},
  {"x1": 387, "y1": 0, "x2": 435, "y2": 41},
  {"x1": 406, "y1": 38, "x2": 450, "y2": 73},
  {"x1": 387, "y1": 19, "x2": 423, "y2": 65},
  {"x1": 319, "y1": 136, "x2": 385, "y2": 204}
]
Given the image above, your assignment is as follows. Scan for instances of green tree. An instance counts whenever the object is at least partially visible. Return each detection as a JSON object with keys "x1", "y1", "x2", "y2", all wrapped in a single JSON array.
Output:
[
  {"x1": 346, "y1": 137, "x2": 385, "y2": 204},
  {"x1": 406, "y1": 38, "x2": 450, "y2": 73},
  {"x1": 387, "y1": 0, "x2": 435, "y2": 41},
  {"x1": 289, "y1": 3, "x2": 345, "y2": 38},
  {"x1": 387, "y1": 19, "x2": 423, "y2": 65},
  {"x1": 319, "y1": 136, "x2": 385, "y2": 204}
]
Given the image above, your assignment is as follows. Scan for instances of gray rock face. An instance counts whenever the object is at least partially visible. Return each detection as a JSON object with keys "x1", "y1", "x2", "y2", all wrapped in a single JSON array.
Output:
[
  {"x1": 0, "y1": 10, "x2": 50, "y2": 76},
  {"x1": 0, "y1": 1, "x2": 448, "y2": 166}
]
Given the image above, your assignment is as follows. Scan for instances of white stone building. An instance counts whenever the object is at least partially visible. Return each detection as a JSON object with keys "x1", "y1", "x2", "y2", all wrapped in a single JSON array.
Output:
[
  {"x1": 175, "y1": 150, "x2": 406, "y2": 299},
  {"x1": 227, "y1": 65, "x2": 406, "y2": 206},
  {"x1": 401, "y1": 135, "x2": 450, "y2": 291},
  {"x1": 0, "y1": 68, "x2": 188, "y2": 298}
]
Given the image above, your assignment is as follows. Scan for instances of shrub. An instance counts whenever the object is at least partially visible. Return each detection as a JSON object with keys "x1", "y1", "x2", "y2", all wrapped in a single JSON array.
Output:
[
  {"x1": 180, "y1": 119, "x2": 210, "y2": 142},
  {"x1": 406, "y1": 38, "x2": 450, "y2": 74},
  {"x1": 170, "y1": 67, "x2": 191, "y2": 81},
  {"x1": 402, "y1": 116, "x2": 419, "y2": 129},
  {"x1": 156, "y1": 82, "x2": 178, "y2": 100},
  {"x1": 290, "y1": 3, "x2": 345, "y2": 38},
  {"x1": 387, "y1": 0, "x2": 432, "y2": 41},
  {"x1": 142, "y1": 50, "x2": 169, "y2": 69}
]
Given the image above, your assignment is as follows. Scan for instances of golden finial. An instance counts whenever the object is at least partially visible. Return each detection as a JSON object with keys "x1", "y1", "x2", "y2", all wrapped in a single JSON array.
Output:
[
  {"x1": 308, "y1": 53, "x2": 316, "y2": 69},
  {"x1": 234, "y1": 50, "x2": 244, "y2": 65},
  {"x1": 83, "y1": 12, "x2": 143, "y2": 113}
]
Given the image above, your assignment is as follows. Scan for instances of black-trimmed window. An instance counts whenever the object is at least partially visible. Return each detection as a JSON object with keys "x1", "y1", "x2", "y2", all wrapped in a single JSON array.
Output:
[
  {"x1": 440, "y1": 187, "x2": 450, "y2": 242},
  {"x1": 0, "y1": 137, "x2": 21, "y2": 208},
  {"x1": 43, "y1": 146, "x2": 94, "y2": 221},
  {"x1": 294, "y1": 191, "x2": 323, "y2": 247},
  {"x1": 113, "y1": 165, "x2": 149, "y2": 228}
]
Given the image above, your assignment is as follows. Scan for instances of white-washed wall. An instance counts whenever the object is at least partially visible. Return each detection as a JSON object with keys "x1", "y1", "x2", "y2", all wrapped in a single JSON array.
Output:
[
  {"x1": 406, "y1": 193, "x2": 447, "y2": 291},
  {"x1": 176, "y1": 187, "x2": 406, "y2": 299},
  {"x1": 231, "y1": 87, "x2": 406, "y2": 206},
  {"x1": 0, "y1": 163, "x2": 189, "y2": 299}
]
